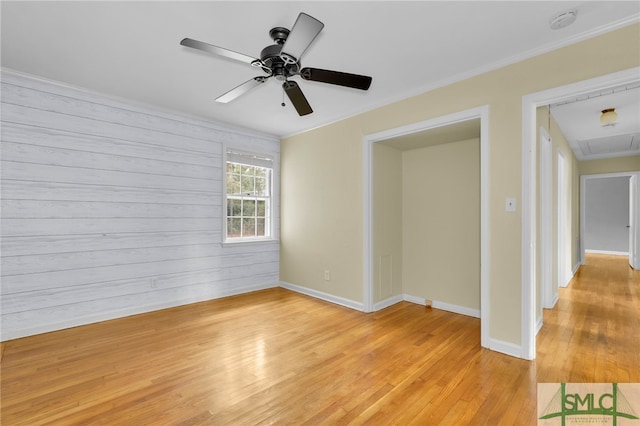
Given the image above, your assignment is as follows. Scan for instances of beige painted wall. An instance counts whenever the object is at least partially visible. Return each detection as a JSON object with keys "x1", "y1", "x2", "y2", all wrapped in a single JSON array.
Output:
[
  {"x1": 579, "y1": 156, "x2": 640, "y2": 176},
  {"x1": 402, "y1": 138, "x2": 480, "y2": 309},
  {"x1": 280, "y1": 23, "x2": 640, "y2": 347},
  {"x1": 373, "y1": 143, "x2": 403, "y2": 303}
]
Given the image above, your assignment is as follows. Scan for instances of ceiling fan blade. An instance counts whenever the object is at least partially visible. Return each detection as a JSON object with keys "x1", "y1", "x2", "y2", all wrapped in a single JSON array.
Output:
[
  {"x1": 216, "y1": 77, "x2": 268, "y2": 103},
  {"x1": 300, "y1": 67, "x2": 372, "y2": 90},
  {"x1": 280, "y1": 13, "x2": 324, "y2": 64},
  {"x1": 282, "y1": 81, "x2": 313, "y2": 116},
  {"x1": 181, "y1": 38, "x2": 260, "y2": 66}
]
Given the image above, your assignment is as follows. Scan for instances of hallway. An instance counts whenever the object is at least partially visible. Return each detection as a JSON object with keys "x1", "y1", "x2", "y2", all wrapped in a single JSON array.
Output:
[{"x1": 536, "y1": 253, "x2": 640, "y2": 383}]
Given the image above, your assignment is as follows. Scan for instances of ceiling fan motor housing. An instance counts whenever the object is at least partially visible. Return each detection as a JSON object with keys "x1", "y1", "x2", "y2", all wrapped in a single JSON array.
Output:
[{"x1": 260, "y1": 27, "x2": 300, "y2": 80}]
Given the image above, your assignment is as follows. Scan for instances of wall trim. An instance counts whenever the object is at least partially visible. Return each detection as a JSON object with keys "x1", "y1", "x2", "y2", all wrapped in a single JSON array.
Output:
[
  {"x1": 279, "y1": 281, "x2": 364, "y2": 312},
  {"x1": 489, "y1": 339, "x2": 523, "y2": 359},
  {"x1": 402, "y1": 294, "x2": 480, "y2": 318},
  {"x1": 432, "y1": 300, "x2": 480, "y2": 319},
  {"x1": 1, "y1": 281, "x2": 279, "y2": 342},
  {"x1": 540, "y1": 126, "x2": 554, "y2": 310},
  {"x1": 548, "y1": 294, "x2": 559, "y2": 310},
  {"x1": 403, "y1": 294, "x2": 426, "y2": 306},
  {"x1": 373, "y1": 294, "x2": 404, "y2": 311},
  {"x1": 585, "y1": 249, "x2": 630, "y2": 256},
  {"x1": 572, "y1": 262, "x2": 581, "y2": 276},
  {"x1": 536, "y1": 317, "x2": 543, "y2": 335}
]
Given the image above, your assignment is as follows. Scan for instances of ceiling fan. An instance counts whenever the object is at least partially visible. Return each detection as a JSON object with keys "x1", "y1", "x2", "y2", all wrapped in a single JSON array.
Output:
[{"x1": 180, "y1": 12, "x2": 372, "y2": 116}]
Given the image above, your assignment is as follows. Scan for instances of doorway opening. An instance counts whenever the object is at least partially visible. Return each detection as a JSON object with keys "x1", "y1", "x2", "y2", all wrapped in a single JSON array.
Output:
[
  {"x1": 580, "y1": 172, "x2": 638, "y2": 263},
  {"x1": 522, "y1": 67, "x2": 640, "y2": 360},
  {"x1": 363, "y1": 106, "x2": 490, "y2": 350}
]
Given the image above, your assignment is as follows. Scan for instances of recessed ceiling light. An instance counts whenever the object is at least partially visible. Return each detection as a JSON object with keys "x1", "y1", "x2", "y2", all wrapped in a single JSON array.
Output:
[{"x1": 549, "y1": 9, "x2": 578, "y2": 30}]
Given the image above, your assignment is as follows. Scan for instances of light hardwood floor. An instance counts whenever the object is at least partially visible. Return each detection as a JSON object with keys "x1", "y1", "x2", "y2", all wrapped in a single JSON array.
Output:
[{"x1": 1, "y1": 253, "x2": 638, "y2": 424}]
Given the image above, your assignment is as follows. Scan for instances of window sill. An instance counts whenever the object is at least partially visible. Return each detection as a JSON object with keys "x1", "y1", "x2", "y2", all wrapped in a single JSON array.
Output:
[{"x1": 222, "y1": 238, "x2": 279, "y2": 247}]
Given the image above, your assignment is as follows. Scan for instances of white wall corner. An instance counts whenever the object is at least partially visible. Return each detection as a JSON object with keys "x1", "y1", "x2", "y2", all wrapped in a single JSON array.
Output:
[
  {"x1": 279, "y1": 281, "x2": 364, "y2": 312},
  {"x1": 536, "y1": 317, "x2": 543, "y2": 335}
]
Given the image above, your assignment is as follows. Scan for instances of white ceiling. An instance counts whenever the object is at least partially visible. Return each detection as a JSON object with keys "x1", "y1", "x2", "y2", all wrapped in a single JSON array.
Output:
[
  {"x1": 550, "y1": 83, "x2": 640, "y2": 161},
  {"x1": 1, "y1": 1, "x2": 639, "y2": 147}
]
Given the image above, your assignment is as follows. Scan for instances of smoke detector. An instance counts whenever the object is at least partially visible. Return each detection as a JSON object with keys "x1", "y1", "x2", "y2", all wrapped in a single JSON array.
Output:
[{"x1": 549, "y1": 9, "x2": 578, "y2": 30}]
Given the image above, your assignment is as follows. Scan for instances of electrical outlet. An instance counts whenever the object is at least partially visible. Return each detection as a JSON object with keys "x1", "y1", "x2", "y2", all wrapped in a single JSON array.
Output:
[
  {"x1": 323, "y1": 270, "x2": 331, "y2": 281},
  {"x1": 151, "y1": 277, "x2": 158, "y2": 288},
  {"x1": 505, "y1": 197, "x2": 517, "y2": 212}
]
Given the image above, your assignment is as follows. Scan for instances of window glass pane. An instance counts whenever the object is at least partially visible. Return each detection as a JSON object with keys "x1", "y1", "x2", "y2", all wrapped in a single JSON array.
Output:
[
  {"x1": 255, "y1": 177, "x2": 268, "y2": 196},
  {"x1": 227, "y1": 173, "x2": 241, "y2": 195},
  {"x1": 227, "y1": 218, "x2": 241, "y2": 238},
  {"x1": 256, "y1": 218, "x2": 266, "y2": 236},
  {"x1": 242, "y1": 218, "x2": 255, "y2": 237},
  {"x1": 256, "y1": 200, "x2": 266, "y2": 217},
  {"x1": 241, "y1": 165, "x2": 254, "y2": 176},
  {"x1": 243, "y1": 200, "x2": 255, "y2": 216},
  {"x1": 255, "y1": 167, "x2": 266, "y2": 178},
  {"x1": 227, "y1": 199, "x2": 241, "y2": 217},
  {"x1": 229, "y1": 163, "x2": 242, "y2": 174},
  {"x1": 241, "y1": 175, "x2": 254, "y2": 195}
]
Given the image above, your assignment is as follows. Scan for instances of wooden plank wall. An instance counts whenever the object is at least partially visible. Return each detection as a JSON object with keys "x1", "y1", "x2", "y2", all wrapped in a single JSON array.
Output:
[{"x1": 0, "y1": 72, "x2": 280, "y2": 341}]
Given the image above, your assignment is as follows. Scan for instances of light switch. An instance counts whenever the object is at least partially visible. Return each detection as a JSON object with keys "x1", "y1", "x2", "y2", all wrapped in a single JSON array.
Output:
[{"x1": 505, "y1": 198, "x2": 516, "y2": 212}]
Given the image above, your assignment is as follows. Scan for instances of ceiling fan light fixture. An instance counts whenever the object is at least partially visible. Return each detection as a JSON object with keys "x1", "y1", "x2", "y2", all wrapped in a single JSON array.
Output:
[
  {"x1": 600, "y1": 108, "x2": 618, "y2": 126},
  {"x1": 549, "y1": 8, "x2": 578, "y2": 30}
]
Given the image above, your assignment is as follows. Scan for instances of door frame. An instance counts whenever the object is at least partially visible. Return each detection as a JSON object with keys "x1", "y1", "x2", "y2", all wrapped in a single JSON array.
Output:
[
  {"x1": 556, "y1": 149, "x2": 571, "y2": 288},
  {"x1": 580, "y1": 172, "x2": 638, "y2": 261},
  {"x1": 540, "y1": 126, "x2": 554, "y2": 309},
  {"x1": 631, "y1": 174, "x2": 639, "y2": 270},
  {"x1": 521, "y1": 66, "x2": 640, "y2": 360},
  {"x1": 362, "y1": 105, "x2": 490, "y2": 350}
]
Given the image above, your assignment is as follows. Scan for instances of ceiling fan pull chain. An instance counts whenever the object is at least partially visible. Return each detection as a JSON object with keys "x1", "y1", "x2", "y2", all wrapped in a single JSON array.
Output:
[{"x1": 281, "y1": 83, "x2": 286, "y2": 107}]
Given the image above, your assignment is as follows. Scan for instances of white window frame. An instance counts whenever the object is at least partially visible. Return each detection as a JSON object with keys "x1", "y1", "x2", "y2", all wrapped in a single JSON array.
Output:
[{"x1": 223, "y1": 148, "x2": 274, "y2": 244}]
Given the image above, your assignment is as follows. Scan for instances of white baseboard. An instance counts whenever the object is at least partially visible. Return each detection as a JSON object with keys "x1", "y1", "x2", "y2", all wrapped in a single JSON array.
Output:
[
  {"x1": 572, "y1": 262, "x2": 581, "y2": 276},
  {"x1": 432, "y1": 300, "x2": 481, "y2": 319},
  {"x1": 279, "y1": 281, "x2": 364, "y2": 312},
  {"x1": 489, "y1": 338, "x2": 522, "y2": 359},
  {"x1": 401, "y1": 295, "x2": 480, "y2": 318},
  {"x1": 2, "y1": 281, "x2": 279, "y2": 342},
  {"x1": 536, "y1": 317, "x2": 543, "y2": 335},
  {"x1": 585, "y1": 249, "x2": 629, "y2": 256},
  {"x1": 403, "y1": 294, "x2": 426, "y2": 306},
  {"x1": 373, "y1": 294, "x2": 404, "y2": 311}
]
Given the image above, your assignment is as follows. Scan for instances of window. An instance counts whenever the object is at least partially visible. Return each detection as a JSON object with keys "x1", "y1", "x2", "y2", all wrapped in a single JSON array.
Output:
[{"x1": 225, "y1": 149, "x2": 273, "y2": 242}]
